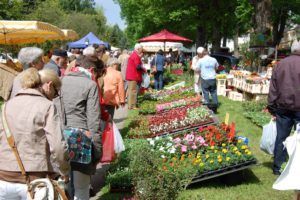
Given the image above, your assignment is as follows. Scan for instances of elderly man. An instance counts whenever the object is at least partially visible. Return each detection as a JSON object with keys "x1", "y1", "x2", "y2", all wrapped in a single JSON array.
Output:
[
  {"x1": 9, "y1": 47, "x2": 44, "y2": 99},
  {"x1": 191, "y1": 47, "x2": 205, "y2": 97},
  {"x1": 268, "y1": 40, "x2": 300, "y2": 176},
  {"x1": 195, "y1": 47, "x2": 219, "y2": 113},
  {"x1": 44, "y1": 49, "x2": 68, "y2": 77},
  {"x1": 118, "y1": 49, "x2": 130, "y2": 94},
  {"x1": 125, "y1": 43, "x2": 144, "y2": 110}
]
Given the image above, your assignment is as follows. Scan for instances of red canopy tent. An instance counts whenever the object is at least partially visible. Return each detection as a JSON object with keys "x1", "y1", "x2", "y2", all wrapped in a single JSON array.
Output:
[{"x1": 138, "y1": 29, "x2": 192, "y2": 51}]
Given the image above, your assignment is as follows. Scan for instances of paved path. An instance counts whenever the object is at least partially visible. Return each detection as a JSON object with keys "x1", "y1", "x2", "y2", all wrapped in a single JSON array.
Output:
[{"x1": 90, "y1": 105, "x2": 129, "y2": 200}]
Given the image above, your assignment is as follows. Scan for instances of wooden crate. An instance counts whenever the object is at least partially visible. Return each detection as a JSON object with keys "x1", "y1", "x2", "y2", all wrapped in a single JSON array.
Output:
[
  {"x1": 217, "y1": 85, "x2": 226, "y2": 96},
  {"x1": 247, "y1": 84, "x2": 262, "y2": 94}
]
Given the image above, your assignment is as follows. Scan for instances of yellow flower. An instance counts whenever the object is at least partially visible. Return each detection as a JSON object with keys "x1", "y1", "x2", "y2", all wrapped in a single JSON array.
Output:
[
  {"x1": 226, "y1": 157, "x2": 231, "y2": 161},
  {"x1": 245, "y1": 149, "x2": 249, "y2": 153},
  {"x1": 218, "y1": 158, "x2": 222, "y2": 163},
  {"x1": 211, "y1": 146, "x2": 215, "y2": 150},
  {"x1": 210, "y1": 160, "x2": 214, "y2": 164},
  {"x1": 238, "y1": 139, "x2": 242, "y2": 143},
  {"x1": 196, "y1": 153, "x2": 201, "y2": 158},
  {"x1": 241, "y1": 145, "x2": 248, "y2": 150},
  {"x1": 180, "y1": 155, "x2": 185, "y2": 161},
  {"x1": 247, "y1": 151, "x2": 252, "y2": 155},
  {"x1": 222, "y1": 149, "x2": 228, "y2": 153},
  {"x1": 206, "y1": 155, "x2": 210, "y2": 159},
  {"x1": 222, "y1": 143, "x2": 226, "y2": 147},
  {"x1": 217, "y1": 155, "x2": 222, "y2": 159},
  {"x1": 233, "y1": 147, "x2": 238, "y2": 151},
  {"x1": 199, "y1": 163, "x2": 204, "y2": 167},
  {"x1": 236, "y1": 151, "x2": 241, "y2": 156},
  {"x1": 172, "y1": 157, "x2": 177, "y2": 161},
  {"x1": 214, "y1": 150, "x2": 218, "y2": 153}
]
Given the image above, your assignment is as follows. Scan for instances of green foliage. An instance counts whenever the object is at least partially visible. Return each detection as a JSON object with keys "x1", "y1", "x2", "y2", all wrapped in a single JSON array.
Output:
[
  {"x1": 60, "y1": 0, "x2": 96, "y2": 14},
  {"x1": 0, "y1": 0, "x2": 24, "y2": 20},
  {"x1": 139, "y1": 100, "x2": 156, "y2": 115},
  {"x1": 242, "y1": 99, "x2": 268, "y2": 112},
  {"x1": 129, "y1": 139, "x2": 194, "y2": 200},
  {"x1": 243, "y1": 112, "x2": 271, "y2": 127}
]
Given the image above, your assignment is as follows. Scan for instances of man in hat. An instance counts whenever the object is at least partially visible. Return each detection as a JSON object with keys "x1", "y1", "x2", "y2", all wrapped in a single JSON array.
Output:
[
  {"x1": 268, "y1": 40, "x2": 300, "y2": 176},
  {"x1": 44, "y1": 49, "x2": 68, "y2": 77}
]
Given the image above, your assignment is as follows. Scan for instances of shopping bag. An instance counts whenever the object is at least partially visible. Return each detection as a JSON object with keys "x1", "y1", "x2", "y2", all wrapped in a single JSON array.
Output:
[
  {"x1": 141, "y1": 73, "x2": 150, "y2": 88},
  {"x1": 113, "y1": 122, "x2": 125, "y2": 153},
  {"x1": 260, "y1": 120, "x2": 277, "y2": 154},
  {"x1": 273, "y1": 125, "x2": 300, "y2": 190},
  {"x1": 101, "y1": 122, "x2": 116, "y2": 163}
]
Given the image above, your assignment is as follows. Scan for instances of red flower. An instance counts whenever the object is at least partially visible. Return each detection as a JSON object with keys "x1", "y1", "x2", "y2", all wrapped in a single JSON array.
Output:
[
  {"x1": 216, "y1": 133, "x2": 222, "y2": 141},
  {"x1": 210, "y1": 140, "x2": 215, "y2": 146}
]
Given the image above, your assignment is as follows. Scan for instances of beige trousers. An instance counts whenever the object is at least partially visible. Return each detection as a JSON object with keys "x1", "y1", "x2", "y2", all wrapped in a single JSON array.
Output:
[{"x1": 127, "y1": 80, "x2": 138, "y2": 109}]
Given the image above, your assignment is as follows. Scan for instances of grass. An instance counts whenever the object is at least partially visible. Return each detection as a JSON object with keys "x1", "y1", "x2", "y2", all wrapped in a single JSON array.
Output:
[{"x1": 97, "y1": 96, "x2": 293, "y2": 200}]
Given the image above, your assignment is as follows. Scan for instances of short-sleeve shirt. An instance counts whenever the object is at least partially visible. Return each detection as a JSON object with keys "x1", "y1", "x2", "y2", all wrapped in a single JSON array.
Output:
[{"x1": 197, "y1": 55, "x2": 218, "y2": 80}]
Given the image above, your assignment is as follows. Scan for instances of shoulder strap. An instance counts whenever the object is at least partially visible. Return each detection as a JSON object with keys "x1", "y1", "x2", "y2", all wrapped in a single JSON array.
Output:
[{"x1": 1, "y1": 103, "x2": 27, "y2": 176}]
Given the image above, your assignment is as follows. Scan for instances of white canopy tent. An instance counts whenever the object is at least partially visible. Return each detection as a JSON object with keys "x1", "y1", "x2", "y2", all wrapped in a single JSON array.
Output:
[{"x1": 140, "y1": 41, "x2": 190, "y2": 52}]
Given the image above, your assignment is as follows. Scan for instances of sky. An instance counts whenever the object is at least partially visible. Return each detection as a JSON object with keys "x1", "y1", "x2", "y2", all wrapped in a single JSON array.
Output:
[{"x1": 95, "y1": 0, "x2": 126, "y2": 30}]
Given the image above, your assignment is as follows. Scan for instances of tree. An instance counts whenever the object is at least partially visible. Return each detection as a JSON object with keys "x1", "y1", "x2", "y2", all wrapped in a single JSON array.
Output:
[
  {"x1": 60, "y1": 0, "x2": 96, "y2": 14},
  {"x1": 0, "y1": 0, "x2": 24, "y2": 20}
]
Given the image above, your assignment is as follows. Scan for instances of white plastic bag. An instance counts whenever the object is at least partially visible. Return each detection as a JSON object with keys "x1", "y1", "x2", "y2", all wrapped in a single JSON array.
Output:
[
  {"x1": 141, "y1": 73, "x2": 150, "y2": 88},
  {"x1": 260, "y1": 120, "x2": 277, "y2": 154},
  {"x1": 113, "y1": 122, "x2": 125, "y2": 153},
  {"x1": 273, "y1": 125, "x2": 300, "y2": 190}
]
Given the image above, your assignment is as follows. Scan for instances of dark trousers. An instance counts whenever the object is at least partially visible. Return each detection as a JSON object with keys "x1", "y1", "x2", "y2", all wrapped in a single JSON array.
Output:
[
  {"x1": 274, "y1": 109, "x2": 300, "y2": 173},
  {"x1": 154, "y1": 71, "x2": 164, "y2": 90},
  {"x1": 201, "y1": 78, "x2": 218, "y2": 107}
]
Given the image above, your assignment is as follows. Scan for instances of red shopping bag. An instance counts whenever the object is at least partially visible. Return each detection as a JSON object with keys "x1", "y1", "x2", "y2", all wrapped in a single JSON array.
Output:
[{"x1": 101, "y1": 122, "x2": 116, "y2": 163}]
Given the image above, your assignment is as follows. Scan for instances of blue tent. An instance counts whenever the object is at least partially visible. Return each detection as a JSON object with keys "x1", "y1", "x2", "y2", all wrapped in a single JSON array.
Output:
[{"x1": 68, "y1": 32, "x2": 109, "y2": 49}]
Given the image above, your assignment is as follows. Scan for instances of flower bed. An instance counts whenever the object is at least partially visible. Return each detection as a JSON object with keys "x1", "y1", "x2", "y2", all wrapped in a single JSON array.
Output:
[
  {"x1": 156, "y1": 96, "x2": 200, "y2": 113},
  {"x1": 129, "y1": 104, "x2": 214, "y2": 138},
  {"x1": 143, "y1": 86, "x2": 193, "y2": 101},
  {"x1": 147, "y1": 123, "x2": 255, "y2": 177}
]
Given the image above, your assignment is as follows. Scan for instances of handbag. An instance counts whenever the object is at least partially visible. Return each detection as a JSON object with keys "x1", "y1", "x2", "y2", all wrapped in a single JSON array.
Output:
[
  {"x1": 151, "y1": 56, "x2": 157, "y2": 74},
  {"x1": 0, "y1": 103, "x2": 68, "y2": 200},
  {"x1": 63, "y1": 128, "x2": 92, "y2": 164},
  {"x1": 101, "y1": 122, "x2": 116, "y2": 163}
]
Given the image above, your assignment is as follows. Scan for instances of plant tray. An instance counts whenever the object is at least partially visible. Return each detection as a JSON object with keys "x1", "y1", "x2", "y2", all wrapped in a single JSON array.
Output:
[
  {"x1": 128, "y1": 119, "x2": 216, "y2": 139},
  {"x1": 190, "y1": 158, "x2": 257, "y2": 184}
]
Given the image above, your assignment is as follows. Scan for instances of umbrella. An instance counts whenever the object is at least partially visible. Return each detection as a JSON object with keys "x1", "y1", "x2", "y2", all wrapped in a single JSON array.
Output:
[
  {"x1": 62, "y1": 29, "x2": 79, "y2": 41},
  {"x1": 0, "y1": 20, "x2": 65, "y2": 45},
  {"x1": 139, "y1": 29, "x2": 192, "y2": 51}
]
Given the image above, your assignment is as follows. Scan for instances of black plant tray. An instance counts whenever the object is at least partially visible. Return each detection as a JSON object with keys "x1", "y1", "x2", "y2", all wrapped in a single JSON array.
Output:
[
  {"x1": 110, "y1": 185, "x2": 134, "y2": 193},
  {"x1": 190, "y1": 158, "x2": 258, "y2": 184}
]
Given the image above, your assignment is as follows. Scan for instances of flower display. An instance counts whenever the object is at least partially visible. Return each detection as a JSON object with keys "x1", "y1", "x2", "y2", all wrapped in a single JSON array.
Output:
[
  {"x1": 156, "y1": 96, "x2": 200, "y2": 113},
  {"x1": 143, "y1": 86, "x2": 194, "y2": 101},
  {"x1": 146, "y1": 123, "x2": 255, "y2": 174}
]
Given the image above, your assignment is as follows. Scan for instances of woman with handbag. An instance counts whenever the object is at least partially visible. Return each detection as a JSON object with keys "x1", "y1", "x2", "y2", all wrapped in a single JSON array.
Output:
[
  {"x1": 0, "y1": 68, "x2": 70, "y2": 199},
  {"x1": 151, "y1": 49, "x2": 166, "y2": 90},
  {"x1": 61, "y1": 55, "x2": 104, "y2": 199}
]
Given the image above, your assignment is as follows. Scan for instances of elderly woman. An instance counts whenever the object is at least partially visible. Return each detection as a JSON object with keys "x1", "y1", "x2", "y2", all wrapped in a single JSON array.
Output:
[
  {"x1": 0, "y1": 68, "x2": 69, "y2": 199},
  {"x1": 61, "y1": 55, "x2": 103, "y2": 199},
  {"x1": 10, "y1": 47, "x2": 44, "y2": 99},
  {"x1": 103, "y1": 57, "x2": 125, "y2": 119}
]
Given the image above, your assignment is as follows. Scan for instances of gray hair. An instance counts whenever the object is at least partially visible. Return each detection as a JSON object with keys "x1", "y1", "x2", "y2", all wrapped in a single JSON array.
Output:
[
  {"x1": 107, "y1": 57, "x2": 120, "y2": 66},
  {"x1": 134, "y1": 43, "x2": 143, "y2": 51},
  {"x1": 291, "y1": 40, "x2": 300, "y2": 53},
  {"x1": 83, "y1": 46, "x2": 96, "y2": 56},
  {"x1": 18, "y1": 47, "x2": 44, "y2": 70}
]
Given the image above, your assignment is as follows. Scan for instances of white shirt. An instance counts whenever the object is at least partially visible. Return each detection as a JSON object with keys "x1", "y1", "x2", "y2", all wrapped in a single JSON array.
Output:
[{"x1": 196, "y1": 55, "x2": 218, "y2": 80}]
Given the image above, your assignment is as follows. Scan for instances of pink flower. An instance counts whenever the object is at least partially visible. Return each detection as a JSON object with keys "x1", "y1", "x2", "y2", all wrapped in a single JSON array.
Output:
[
  {"x1": 173, "y1": 137, "x2": 181, "y2": 144},
  {"x1": 191, "y1": 144, "x2": 198, "y2": 150},
  {"x1": 199, "y1": 127, "x2": 204, "y2": 132},
  {"x1": 185, "y1": 134, "x2": 194, "y2": 142},
  {"x1": 181, "y1": 145, "x2": 187, "y2": 153}
]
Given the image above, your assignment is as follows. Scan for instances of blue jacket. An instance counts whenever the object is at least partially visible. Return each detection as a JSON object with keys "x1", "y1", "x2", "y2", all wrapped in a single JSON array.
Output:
[{"x1": 151, "y1": 54, "x2": 166, "y2": 71}]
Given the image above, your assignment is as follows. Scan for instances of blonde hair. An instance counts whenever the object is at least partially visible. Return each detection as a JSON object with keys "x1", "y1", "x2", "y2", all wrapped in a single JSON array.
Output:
[
  {"x1": 21, "y1": 68, "x2": 61, "y2": 90},
  {"x1": 39, "y1": 69, "x2": 62, "y2": 90},
  {"x1": 21, "y1": 68, "x2": 41, "y2": 89}
]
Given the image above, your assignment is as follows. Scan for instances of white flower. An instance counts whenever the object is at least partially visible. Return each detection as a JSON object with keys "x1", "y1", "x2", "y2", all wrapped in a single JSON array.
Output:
[
  {"x1": 149, "y1": 140, "x2": 155, "y2": 146},
  {"x1": 161, "y1": 155, "x2": 165, "y2": 158}
]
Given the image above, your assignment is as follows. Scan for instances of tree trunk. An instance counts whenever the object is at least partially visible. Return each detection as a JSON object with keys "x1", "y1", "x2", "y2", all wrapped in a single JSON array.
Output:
[
  {"x1": 272, "y1": 8, "x2": 288, "y2": 46},
  {"x1": 196, "y1": 26, "x2": 207, "y2": 48},
  {"x1": 250, "y1": 0, "x2": 272, "y2": 34},
  {"x1": 211, "y1": 28, "x2": 222, "y2": 53},
  {"x1": 233, "y1": 33, "x2": 239, "y2": 57}
]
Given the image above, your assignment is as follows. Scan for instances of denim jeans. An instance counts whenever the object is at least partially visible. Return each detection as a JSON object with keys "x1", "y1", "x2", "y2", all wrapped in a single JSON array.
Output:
[
  {"x1": 201, "y1": 78, "x2": 218, "y2": 106},
  {"x1": 154, "y1": 71, "x2": 164, "y2": 90},
  {"x1": 274, "y1": 109, "x2": 300, "y2": 173},
  {"x1": 0, "y1": 180, "x2": 27, "y2": 200}
]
